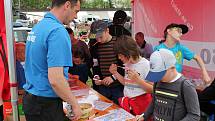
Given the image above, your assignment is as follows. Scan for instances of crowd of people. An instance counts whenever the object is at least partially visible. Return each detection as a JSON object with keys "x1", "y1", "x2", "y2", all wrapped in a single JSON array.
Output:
[{"x1": 1, "y1": 0, "x2": 214, "y2": 121}]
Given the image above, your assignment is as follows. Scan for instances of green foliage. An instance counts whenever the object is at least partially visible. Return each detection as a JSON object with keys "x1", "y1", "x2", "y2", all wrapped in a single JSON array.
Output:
[
  {"x1": 13, "y1": 0, "x2": 51, "y2": 10},
  {"x1": 12, "y1": 0, "x2": 131, "y2": 10}
]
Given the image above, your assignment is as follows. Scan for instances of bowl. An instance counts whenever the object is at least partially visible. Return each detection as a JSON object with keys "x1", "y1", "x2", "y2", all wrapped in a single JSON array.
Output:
[{"x1": 79, "y1": 103, "x2": 93, "y2": 119}]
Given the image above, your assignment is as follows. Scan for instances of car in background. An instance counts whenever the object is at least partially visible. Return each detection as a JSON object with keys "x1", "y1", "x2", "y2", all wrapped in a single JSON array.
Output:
[{"x1": 82, "y1": 14, "x2": 100, "y2": 24}]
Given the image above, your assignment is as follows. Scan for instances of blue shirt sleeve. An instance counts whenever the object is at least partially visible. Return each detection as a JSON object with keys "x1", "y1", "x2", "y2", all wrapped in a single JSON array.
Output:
[
  {"x1": 180, "y1": 44, "x2": 195, "y2": 61},
  {"x1": 47, "y1": 27, "x2": 72, "y2": 67}
]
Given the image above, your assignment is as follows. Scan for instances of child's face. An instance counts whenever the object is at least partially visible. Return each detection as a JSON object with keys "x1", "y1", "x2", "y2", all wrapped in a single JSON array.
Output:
[
  {"x1": 118, "y1": 54, "x2": 129, "y2": 64},
  {"x1": 168, "y1": 27, "x2": 183, "y2": 41},
  {"x1": 73, "y1": 57, "x2": 83, "y2": 65}
]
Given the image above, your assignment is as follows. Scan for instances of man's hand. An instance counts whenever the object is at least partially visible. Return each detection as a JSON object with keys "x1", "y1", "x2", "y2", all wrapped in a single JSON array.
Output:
[
  {"x1": 71, "y1": 105, "x2": 82, "y2": 121},
  {"x1": 103, "y1": 77, "x2": 114, "y2": 86}
]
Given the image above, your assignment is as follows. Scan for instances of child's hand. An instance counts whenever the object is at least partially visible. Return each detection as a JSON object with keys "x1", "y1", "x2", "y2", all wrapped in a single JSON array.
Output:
[
  {"x1": 93, "y1": 75, "x2": 102, "y2": 85},
  {"x1": 202, "y1": 72, "x2": 211, "y2": 85},
  {"x1": 102, "y1": 77, "x2": 114, "y2": 86},
  {"x1": 109, "y1": 64, "x2": 118, "y2": 74},
  {"x1": 94, "y1": 79, "x2": 102, "y2": 85},
  {"x1": 127, "y1": 69, "x2": 141, "y2": 82},
  {"x1": 135, "y1": 115, "x2": 144, "y2": 121}
]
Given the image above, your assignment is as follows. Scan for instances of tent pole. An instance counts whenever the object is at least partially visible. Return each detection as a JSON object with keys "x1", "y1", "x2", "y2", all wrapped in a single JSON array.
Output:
[{"x1": 3, "y1": 0, "x2": 20, "y2": 121}]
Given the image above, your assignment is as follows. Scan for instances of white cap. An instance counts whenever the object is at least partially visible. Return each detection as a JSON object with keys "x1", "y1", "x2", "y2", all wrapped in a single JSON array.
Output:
[{"x1": 146, "y1": 49, "x2": 176, "y2": 82}]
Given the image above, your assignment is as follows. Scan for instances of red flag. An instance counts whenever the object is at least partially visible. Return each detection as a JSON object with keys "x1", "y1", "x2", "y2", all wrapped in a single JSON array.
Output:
[{"x1": 0, "y1": 0, "x2": 11, "y2": 101}]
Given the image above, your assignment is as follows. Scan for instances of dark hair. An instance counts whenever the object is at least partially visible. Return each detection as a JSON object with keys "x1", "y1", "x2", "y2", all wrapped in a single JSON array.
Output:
[
  {"x1": 73, "y1": 49, "x2": 84, "y2": 60},
  {"x1": 160, "y1": 23, "x2": 189, "y2": 44},
  {"x1": 135, "y1": 32, "x2": 144, "y2": 38},
  {"x1": 66, "y1": 27, "x2": 74, "y2": 34},
  {"x1": 113, "y1": 10, "x2": 127, "y2": 25},
  {"x1": 159, "y1": 31, "x2": 167, "y2": 44},
  {"x1": 51, "y1": 0, "x2": 79, "y2": 8},
  {"x1": 114, "y1": 35, "x2": 140, "y2": 60}
]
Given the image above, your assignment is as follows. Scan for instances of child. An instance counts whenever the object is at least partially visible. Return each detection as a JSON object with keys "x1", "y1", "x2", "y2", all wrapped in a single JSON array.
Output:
[
  {"x1": 15, "y1": 42, "x2": 26, "y2": 89},
  {"x1": 109, "y1": 35, "x2": 153, "y2": 115},
  {"x1": 137, "y1": 49, "x2": 200, "y2": 121},
  {"x1": 155, "y1": 23, "x2": 211, "y2": 84},
  {"x1": 68, "y1": 49, "x2": 88, "y2": 83}
]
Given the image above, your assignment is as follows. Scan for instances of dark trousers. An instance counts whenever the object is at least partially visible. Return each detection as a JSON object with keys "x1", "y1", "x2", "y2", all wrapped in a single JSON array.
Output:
[
  {"x1": 98, "y1": 85, "x2": 124, "y2": 105},
  {"x1": 198, "y1": 79, "x2": 215, "y2": 115},
  {"x1": 23, "y1": 92, "x2": 65, "y2": 121},
  {"x1": 0, "y1": 105, "x2": 3, "y2": 121}
]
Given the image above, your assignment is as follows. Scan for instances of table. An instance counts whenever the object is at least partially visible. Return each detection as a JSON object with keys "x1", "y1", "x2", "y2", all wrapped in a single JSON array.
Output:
[
  {"x1": 4, "y1": 80, "x2": 135, "y2": 121},
  {"x1": 69, "y1": 80, "x2": 135, "y2": 121}
]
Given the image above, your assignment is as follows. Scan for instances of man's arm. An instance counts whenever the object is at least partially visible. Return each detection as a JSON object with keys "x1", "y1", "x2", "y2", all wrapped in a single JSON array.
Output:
[
  {"x1": 48, "y1": 67, "x2": 82, "y2": 120},
  {"x1": 193, "y1": 55, "x2": 211, "y2": 84},
  {"x1": 180, "y1": 81, "x2": 200, "y2": 121}
]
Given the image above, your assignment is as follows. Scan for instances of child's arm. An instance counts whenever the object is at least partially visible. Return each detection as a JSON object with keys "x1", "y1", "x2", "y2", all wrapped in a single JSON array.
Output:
[
  {"x1": 109, "y1": 64, "x2": 126, "y2": 85},
  {"x1": 181, "y1": 44, "x2": 211, "y2": 85},
  {"x1": 127, "y1": 69, "x2": 153, "y2": 93},
  {"x1": 180, "y1": 80, "x2": 200, "y2": 121},
  {"x1": 193, "y1": 55, "x2": 211, "y2": 84}
]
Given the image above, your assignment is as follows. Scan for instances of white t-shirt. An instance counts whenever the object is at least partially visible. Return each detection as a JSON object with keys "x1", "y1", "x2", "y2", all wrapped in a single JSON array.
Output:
[{"x1": 124, "y1": 57, "x2": 150, "y2": 98}]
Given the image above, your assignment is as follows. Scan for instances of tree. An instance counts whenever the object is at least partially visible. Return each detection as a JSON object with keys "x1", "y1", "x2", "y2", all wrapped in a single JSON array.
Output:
[{"x1": 12, "y1": 0, "x2": 131, "y2": 11}]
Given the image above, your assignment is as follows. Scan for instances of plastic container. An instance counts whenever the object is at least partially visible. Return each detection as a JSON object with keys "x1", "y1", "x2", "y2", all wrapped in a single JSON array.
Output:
[{"x1": 68, "y1": 74, "x2": 79, "y2": 87}]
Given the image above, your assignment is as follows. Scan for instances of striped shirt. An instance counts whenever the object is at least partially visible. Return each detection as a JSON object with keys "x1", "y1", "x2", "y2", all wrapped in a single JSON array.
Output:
[{"x1": 97, "y1": 39, "x2": 117, "y2": 77}]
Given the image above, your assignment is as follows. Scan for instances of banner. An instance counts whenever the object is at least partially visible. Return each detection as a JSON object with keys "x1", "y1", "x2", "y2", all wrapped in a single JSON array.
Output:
[
  {"x1": 132, "y1": 0, "x2": 215, "y2": 79},
  {"x1": 0, "y1": 0, "x2": 10, "y2": 101}
]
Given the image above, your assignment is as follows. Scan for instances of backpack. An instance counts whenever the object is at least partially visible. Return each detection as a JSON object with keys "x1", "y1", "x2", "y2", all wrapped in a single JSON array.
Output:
[{"x1": 153, "y1": 77, "x2": 186, "y2": 121}]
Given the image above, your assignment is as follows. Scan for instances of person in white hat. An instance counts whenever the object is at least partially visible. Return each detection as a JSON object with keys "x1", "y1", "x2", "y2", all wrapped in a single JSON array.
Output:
[{"x1": 137, "y1": 49, "x2": 200, "y2": 121}]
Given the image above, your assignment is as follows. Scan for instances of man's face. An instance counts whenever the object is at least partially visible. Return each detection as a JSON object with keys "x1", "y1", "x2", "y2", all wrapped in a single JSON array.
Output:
[
  {"x1": 96, "y1": 29, "x2": 109, "y2": 43},
  {"x1": 135, "y1": 34, "x2": 144, "y2": 47},
  {"x1": 64, "y1": 1, "x2": 80, "y2": 24},
  {"x1": 16, "y1": 45, "x2": 25, "y2": 62}
]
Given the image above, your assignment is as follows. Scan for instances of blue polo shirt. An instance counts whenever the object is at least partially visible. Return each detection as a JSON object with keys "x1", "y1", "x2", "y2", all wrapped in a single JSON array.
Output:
[
  {"x1": 154, "y1": 42, "x2": 195, "y2": 73},
  {"x1": 23, "y1": 12, "x2": 72, "y2": 97}
]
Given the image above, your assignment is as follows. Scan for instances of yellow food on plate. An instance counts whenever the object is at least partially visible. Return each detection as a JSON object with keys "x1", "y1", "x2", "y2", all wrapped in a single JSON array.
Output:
[{"x1": 79, "y1": 103, "x2": 93, "y2": 119}]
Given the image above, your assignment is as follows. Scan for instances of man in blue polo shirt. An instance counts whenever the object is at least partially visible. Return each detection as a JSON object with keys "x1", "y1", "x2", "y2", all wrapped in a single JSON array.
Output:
[{"x1": 23, "y1": 0, "x2": 82, "y2": 121}]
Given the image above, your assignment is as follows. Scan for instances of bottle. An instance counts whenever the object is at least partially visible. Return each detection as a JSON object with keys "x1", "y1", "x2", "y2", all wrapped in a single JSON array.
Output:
[{"x1": 64, "y1": 102, "x2": 74, "y2": 119}]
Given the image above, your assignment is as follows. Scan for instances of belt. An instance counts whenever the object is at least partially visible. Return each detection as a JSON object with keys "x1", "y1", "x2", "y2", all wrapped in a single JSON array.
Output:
[{"x1": 25, "y1": 91, "x2": 61, "y2": 101}]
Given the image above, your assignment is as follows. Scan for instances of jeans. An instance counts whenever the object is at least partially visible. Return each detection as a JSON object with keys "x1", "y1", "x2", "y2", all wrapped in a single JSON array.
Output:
[{"x1": 98, "y1": 85, "x2": 124, "y2": 104}]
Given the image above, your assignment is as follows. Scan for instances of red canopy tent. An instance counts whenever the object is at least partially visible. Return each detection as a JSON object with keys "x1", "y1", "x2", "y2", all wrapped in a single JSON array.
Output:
[
  {"x1": 1, "y1": 0, "x2": 215, "y2": 120},
  {"x1": 0, "y1": 0, "x2": 10, "y2": 102},
  {"x1": 132, "y1": 0, "x2": 215, "y2": 80},
  {"x1": 1, "y1": 0, "x2": 19, "y2": 120}
]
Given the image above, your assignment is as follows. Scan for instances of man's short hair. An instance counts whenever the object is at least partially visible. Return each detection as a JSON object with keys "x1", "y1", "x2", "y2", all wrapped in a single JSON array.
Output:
[
  {"x1": 135, "y1": 32, "x2": 144, "y2": 37},
  {"x1": 51, "y1": 0, "x2": 79, "y2": 8}
]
